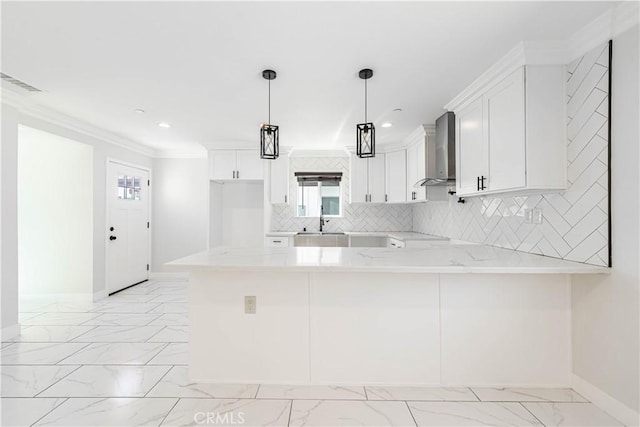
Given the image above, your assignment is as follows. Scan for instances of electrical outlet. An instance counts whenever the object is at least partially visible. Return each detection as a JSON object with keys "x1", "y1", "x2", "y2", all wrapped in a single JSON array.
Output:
[
  {"x1": 244, "y1": 296, "x2": 256, "y2": 314},
  {"x1": 532, "y1": 208, "x2": 543, "y2": 224},
  {"x1": 524, "y1": 208, "x2": 533, "y2": 223}
]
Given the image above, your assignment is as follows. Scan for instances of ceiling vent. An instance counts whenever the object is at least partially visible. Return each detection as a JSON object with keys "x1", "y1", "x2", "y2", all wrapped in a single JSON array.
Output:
[{"x1": 0, "y1": 72, "x2": 42, "y2": 92}]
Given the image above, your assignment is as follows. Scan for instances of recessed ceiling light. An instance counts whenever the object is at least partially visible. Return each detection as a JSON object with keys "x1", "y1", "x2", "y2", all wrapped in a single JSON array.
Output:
[
  {"x1": 158, "y1": 122, "x2": 171, "y2": 128},
  {"x1": 134, "y1": 109, "x2": 145, "y2": 114},
  {"x1": 381, "y1": 122, "x2": 393, "y2": 128}
]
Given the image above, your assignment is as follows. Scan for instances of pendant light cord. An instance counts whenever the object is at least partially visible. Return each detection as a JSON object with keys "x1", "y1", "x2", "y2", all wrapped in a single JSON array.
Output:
[
  {"x1": 268, "y1": 79, "x2": 271, "y2": 126},
  {"x1": 364, "y1": 77, "x2": 368, "y2": 123}
]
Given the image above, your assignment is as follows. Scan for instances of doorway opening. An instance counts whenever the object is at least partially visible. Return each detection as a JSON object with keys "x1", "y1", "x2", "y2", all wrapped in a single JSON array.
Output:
[{"x1": 18, "y1": 125, "x2": 94, "y2": 303}]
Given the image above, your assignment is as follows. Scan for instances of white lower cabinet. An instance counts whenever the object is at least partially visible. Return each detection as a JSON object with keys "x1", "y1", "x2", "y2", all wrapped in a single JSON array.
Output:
[
  {"x1": 453, "y1": 66, "x2": 566, "y2": 197},
  {"x1": 388, "y1": 238, "x2": 405, "y2": 249},
  {"x1": 265, "y1": 236, "x2": 292, "y2": 247}
]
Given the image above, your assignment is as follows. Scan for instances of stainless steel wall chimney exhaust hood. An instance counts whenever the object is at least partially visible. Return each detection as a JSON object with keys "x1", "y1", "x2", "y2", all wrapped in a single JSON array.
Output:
[{"x1": 416, "y1": 111, "x2": 456, "y2": 186}]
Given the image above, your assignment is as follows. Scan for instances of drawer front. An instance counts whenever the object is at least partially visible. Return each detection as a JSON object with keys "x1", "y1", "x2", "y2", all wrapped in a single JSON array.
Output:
[
  {"x1": 265, "y1": 237, "x2": 290, "y2": 247},
  {"x1": 388, "y1": 238, "x2": 405, "y2": 249}
]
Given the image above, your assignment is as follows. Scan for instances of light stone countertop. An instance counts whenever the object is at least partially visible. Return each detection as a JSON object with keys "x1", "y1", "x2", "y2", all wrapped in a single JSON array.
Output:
[
  {"x1": 266, "y1": 231, "x2": 448, "y2": 241},
  {"x1": 166, "y1": 243, "x2": 609, "y2": 274}
]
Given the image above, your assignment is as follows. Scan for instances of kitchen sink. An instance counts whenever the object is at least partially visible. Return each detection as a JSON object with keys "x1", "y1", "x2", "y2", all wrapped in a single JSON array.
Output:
[
  {"x1": 294, "y1": 232, "x2": 348, "y2": 247},
  {"x1": 296, "y1": 232, "x2": 345, "y2": 236}
]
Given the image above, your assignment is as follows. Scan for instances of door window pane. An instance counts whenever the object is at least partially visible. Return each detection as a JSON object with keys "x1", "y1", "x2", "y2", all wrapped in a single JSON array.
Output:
[{"x1": 118, "y1": 175, "x2": 142, "y2": 200}]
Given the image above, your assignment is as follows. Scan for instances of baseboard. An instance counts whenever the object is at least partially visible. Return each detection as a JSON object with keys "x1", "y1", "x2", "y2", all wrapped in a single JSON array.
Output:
[
  {"x1": 572, "y1": 373, "x2": 639, "y2": 426},
  {"x1": 93, "y1": 290, "x2": 108, "y2": 302},
  {"x1": 1, "y1": 323, "x2": 20, "y2": 340},
  {"x1": 149, "y1": 271, "x2": 188, "y2": 281},
  {"x1": 19, "y1": 292, "x2": 95, "y2": 302}
]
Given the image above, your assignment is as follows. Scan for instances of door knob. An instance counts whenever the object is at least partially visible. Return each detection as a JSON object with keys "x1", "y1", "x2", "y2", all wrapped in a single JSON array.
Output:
[{"x1": 109, "y1": 236, "x2": 117, "y2": 241}]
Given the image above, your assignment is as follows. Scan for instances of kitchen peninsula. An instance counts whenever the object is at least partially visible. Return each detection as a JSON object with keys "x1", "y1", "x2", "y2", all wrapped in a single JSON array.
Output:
[{"x1": 168, "y1": 242, "x2": 607, "y2": 387}]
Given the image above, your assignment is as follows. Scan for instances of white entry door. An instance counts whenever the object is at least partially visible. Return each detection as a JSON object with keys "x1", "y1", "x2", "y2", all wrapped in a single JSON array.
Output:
[{"x1": 106, "y1": 161, "x2": 150, "y2": 294}]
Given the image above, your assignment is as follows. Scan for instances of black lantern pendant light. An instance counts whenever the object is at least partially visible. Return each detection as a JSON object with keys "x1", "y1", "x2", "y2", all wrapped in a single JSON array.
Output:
[
  {"x1": 356, "y1": 68, "x2": 375, "y2": 158},
  {"x1": 260, "y1": 69, "x2": 279, "y2": 159}
]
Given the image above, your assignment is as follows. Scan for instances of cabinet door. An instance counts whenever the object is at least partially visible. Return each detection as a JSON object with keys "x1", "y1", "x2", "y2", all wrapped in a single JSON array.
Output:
[
  {"x1": 236, "y1": 150, "x2": 264, "y2": 180},
  {"x1": 456, "y1": 97, "x2": 486, "y2": 195},
  {"x1": 413, "y1": 139, "x2": 427, "y2": 201},
  {"x1": 486, "y1": 68, "x2": 526, "y2": 192},
  {"x1": 350, "y1": 155, "x2": 369, "y2": 203},
  {"x1": 406, "y1": 143, "x2": 418, "y2": 201},
  {"x1": 269, "y1": 156, "x2": 289, "y2": 204},
  {"x1": 385, "y1": 150, "x2": 407, "y2": 203},
  {"x1": 209, "y1": 150, "x2": 237, "y2": 180},
  {"x1": 368, "y1": 154, "x2": 386, "y2": 203}
]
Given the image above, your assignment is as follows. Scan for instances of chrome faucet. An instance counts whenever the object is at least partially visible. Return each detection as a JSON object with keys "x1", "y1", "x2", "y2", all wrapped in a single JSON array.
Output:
[{"x1": 319, "y1": 206, "x2": 329, "y2": 232}]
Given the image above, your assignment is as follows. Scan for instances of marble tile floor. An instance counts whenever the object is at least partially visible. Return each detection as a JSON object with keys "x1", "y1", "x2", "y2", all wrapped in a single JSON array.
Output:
[{"x1": 1, "y1": 280, "x2": 623, "y2": 426}]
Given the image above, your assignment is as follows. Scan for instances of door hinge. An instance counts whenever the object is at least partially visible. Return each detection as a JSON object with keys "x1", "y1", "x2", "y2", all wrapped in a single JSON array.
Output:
[
  {"x1": 147, "y1": 222, "x2": 149, "y2": 229},
  {"x1": 147, "y1": 179, "x2": 150, "y2": 186},
  {"x1": 146, "y1": 264, "x2": 149, "y2": 271}
]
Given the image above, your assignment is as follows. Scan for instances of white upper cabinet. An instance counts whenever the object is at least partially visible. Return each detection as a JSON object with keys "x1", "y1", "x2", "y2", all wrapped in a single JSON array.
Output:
[
  {"x1": 209, "y1": 150, "x2": 237, "y2": 181},
  {"x1": 385, "y1": 150, "x2": 406, "y2": 203},
  {"x1": 350, "y1": 155, "x2": 369, "y2": 203},
  {"x1": 456, "y1": 97, "x2": 486, "y2": 195},
  {"x1": 368, "y1": 155, "x2": 386, "y2": 203},
  {"x1": 350, "y1": 154, "x2": 386, "y2": 203},
  {"x1": 450, "y1": 65, "x2": 566, "y2": 197},
  {"x1": 209, "y1": 150, "x2": 264, "y2": 181},
  {"x1": 485, "y1": 67, "x2": 526, "y2": 192},
  {"x1": 406, "y1": 136, "x2": 427, "y2": 202},
  {"x1": 235, "y1": 150, "x2": 265, "y2": 180},
  {"x1": 269, "y1": 155, "x2": 289, "y2": 204}
]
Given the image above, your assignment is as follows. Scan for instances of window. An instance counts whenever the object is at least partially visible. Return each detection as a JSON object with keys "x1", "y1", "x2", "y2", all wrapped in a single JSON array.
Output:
[
  {"x1": 118, "y1": 175, "x2": 141, "y2": 200},
  {"x1": 295, "y1": 172, "x2": 342, "y2": 217}
]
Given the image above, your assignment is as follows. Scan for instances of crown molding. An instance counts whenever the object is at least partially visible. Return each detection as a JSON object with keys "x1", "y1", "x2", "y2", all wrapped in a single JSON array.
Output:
[
  {"x1": 444, "y1": 42, "x2": 528, "y2": 113},
  {"x1": 2, "y1": 87, "x2": 157, "y2": 157},
  {"x1": 155, "y1": 148, "x2": 208, "y2": 159},
  {"x1": 568, "y1": 1, "x2": 639, "y2": 62}
]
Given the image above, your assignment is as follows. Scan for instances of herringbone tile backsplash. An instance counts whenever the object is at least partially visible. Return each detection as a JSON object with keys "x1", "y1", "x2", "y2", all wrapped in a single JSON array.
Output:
[
  {"x1": 413, "y1": 42, "x2": 610, "y2": 267},
  {"x1": 271, "y1": 156, "x2": 413, "y2": 232}
]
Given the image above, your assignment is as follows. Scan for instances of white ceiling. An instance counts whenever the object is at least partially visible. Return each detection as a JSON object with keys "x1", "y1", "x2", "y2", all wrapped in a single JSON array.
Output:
[{"x1": 2, "y1": 1, "x2": 617, "y2": 155}]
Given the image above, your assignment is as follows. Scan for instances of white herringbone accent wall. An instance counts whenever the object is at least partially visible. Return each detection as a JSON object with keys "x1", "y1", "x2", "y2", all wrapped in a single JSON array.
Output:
[
  {"x1": 271, "y1": 157, "x2": 413, "y2": 232},
  {"x1": 413, "y1": 42, "x2": 610, "y2": 267}
]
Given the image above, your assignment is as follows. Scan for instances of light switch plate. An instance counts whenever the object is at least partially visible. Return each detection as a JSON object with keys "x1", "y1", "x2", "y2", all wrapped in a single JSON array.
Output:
[
  {"x1": 244, "y1": 296, "x2": 256, "y2": 314},
  {"x1": 532, "y1": 208, "x2": 543, "y2": 224},
  {"x1": 524, "y1": 208, "x2": 533, "y2": 223}
]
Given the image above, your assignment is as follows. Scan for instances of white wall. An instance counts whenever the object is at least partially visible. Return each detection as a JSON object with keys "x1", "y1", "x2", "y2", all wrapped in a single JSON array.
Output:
[
  {"x1": 572, "y1": 23, "x2": 640, "y2": 416},
  {"x1": 17, "y1": 114, "x2": 153, "y2": 297},
  {"x1": 1, "y1": 103, "x2": 154, "y2": 335},
  {"x1": 151, "y1": 158, "x2": 209, "y2": 271},
  {"x1": 210, "y1": 181, "x2": 264, "y2": 247},
  {"x1": 1, "y1": 103, "x2": 20, "y2": 337},
  {"x1": 18, "y1": 126, "x2": 93, "y2": 295}
]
